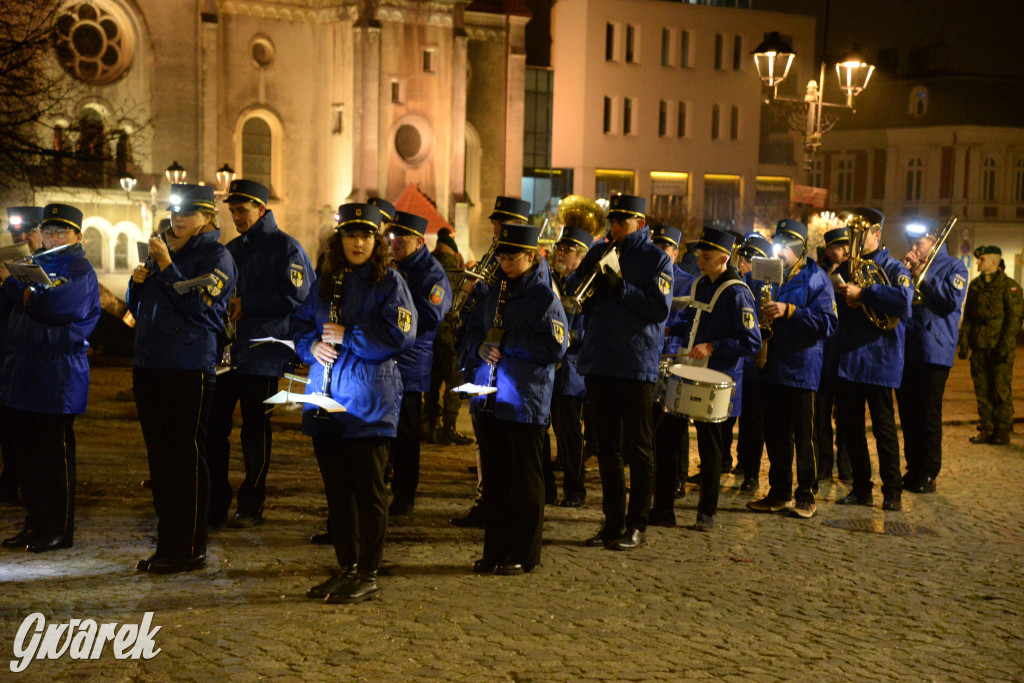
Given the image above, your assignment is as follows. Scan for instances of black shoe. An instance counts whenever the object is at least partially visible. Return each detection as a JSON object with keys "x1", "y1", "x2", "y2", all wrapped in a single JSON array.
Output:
[
  {"x1": 388, "y1": 499, "x2": 414, "y2": 516},
  {"x1": 136, "y1": 554, "x2": 167, "y2": 572},
  {"x1": 146, "y1": 554, "x2": 206, "y2": 574},
  {"x1": 310, "y1": 531, "x2": 332, "y2": 545},
  {"x1": 26, "y1": 534, "x2": 72, "y2": 553},
  {"x1": 584, "y1": 525, "x2": 620, "y2": 547},
  {"x1": 991, "y1": 432, "x2": 1011, "y2": 445},
  {"x1": 970, "y1": 432, "x2": 993, "y2": 444},
  {"x1": 693, "y1": 513, "x2": 714, "y2": 532},
  {"x1": 837, "y1": 491, "x2": 873, "y2": 506},
  {"x1": 326, "y1": 571, "x2": 379, "y2": 603},
  {"x1": 608, "y1": 528, "x2": 646, "y2": 551},
  {"x1": 739, "y1": 477, "x2": 759, "y2": 492},
  {"x1": 472, "y1": 559, "x2": 496, "y2": 574},
  {"x1": 307, "y1": 565, "x2": 357, "y2": 599},
  {"x1": 450, "y1": 505, "x2": 485, "y2": 528},
  {"x1": 2, "y1": 528, "x2": 39, "y2": 549},
  {"x1": 882, "y1": 497, "x2": 902, "y2": 511},
  {"x1": 907, "y1": 476, "x2": 936, "y2": 494},
  {"x1": 673, "y1": 481, "x2": 686, "y2": 498},
  {"x1": 838, "y1": 473, "x2": 853, "y2": 484},
  {"x1": 685, "y1": 473, "x2": 701, "y2": 484},
  {"x1": 441, "y1": 428, "x2": 474, "y2": 446},
  {"x1": 227, "y1": 512, "x2": 263, "y2": 529},
  {"x1": 558, "y1": 497, "x2": 584, "y2": 508},
  {"x1": 647, "y1": 509, "x2": 676, "y2": 527},
  {"x1": 545, "y1": 493, "x2": 558, "y2": 506},
  {"x1": 494, "y1": 563, "x2": 525, "y2": 576}
]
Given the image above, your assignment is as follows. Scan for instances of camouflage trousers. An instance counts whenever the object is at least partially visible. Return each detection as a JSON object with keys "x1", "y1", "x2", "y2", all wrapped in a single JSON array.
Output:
[{"x1": 969, "y1": 349, "x2": 1015, "y2": 434}]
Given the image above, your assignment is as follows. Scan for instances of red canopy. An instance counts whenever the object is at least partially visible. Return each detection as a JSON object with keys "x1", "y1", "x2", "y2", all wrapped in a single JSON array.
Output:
[{"x1": 394, "y1": 183, "x2": 455, "y2": 236}]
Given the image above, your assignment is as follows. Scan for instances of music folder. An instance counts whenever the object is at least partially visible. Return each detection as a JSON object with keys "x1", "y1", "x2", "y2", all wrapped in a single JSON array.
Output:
[
  {"x1": 264, "y1": 390, "x2": 345, "y2": 413},
  {"x1": 5, "y1": 263, "x2": 53, "y2": 287}
]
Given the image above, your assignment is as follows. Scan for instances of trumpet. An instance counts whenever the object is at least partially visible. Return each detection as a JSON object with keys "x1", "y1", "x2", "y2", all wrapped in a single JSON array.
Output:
[
  {"x1": 846, "y1": 215, "x2": 900, "y2": 331},
  {"x1": 561, "y1": 245, "x2": 619, "y2": 314},
  {"x1": 750, "y1": 256, "x2": 784, "y2": 369},
  {"x1": 906, "y1": 215, "x2": 957, "y2": 305}
]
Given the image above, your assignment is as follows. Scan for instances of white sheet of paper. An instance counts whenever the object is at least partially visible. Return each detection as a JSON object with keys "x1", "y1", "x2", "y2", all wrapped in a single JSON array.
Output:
[
  {"x1": 451, "y1": 383, "x2": 498, "y2": 396},
  {"x1": 249, "y1": 336, "x2": 296, "y2": 351},
  {"x1": 263, "y1": 390, "x2": 346, "y2": 412},
  {"x1": 599, "y1": 247, "x2": 621, "y2": 276}
]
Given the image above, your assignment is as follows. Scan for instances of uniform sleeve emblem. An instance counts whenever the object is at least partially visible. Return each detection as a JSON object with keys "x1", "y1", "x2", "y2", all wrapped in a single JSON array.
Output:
[
  {"x1": 429, "y1": 284, "x2": 445, "y2": 306},
  {"x1": 206, "y1": 269, "x2": 227, "y2": 297},
  {"x1": 289, "y1": 263, "x2": 304, "y2": 288},
  {"x1": 742, "y1": 308, "x2": 755, "y2": 329},
  {"x1": 552, "y1": 319, "x2": 566, "y2": 344},
  {"x1": 658, "y1": 272, "x2": 672, "y2": 295},
  {"x1": 397, "y1": 306, "x2": 413, "y2": 334},
  {"x1": 953, "y1": 275, "x2": 965, "y2": 290},
  {"x1": 897, "y1": 274, "x2": 912, "y2": 288},
  {"x1": 831, "y1": 300, "x2": 838, "y2": 316}
]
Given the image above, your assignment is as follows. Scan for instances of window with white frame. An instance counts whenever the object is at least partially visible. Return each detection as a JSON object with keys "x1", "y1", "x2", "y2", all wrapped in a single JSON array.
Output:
[
  {"x1": 658, "y1": 100, "x2": 668, "y2": 137},
  {"x1": 732, "y1": 35, "x2": 743, "y2": 71},
  {"x1": 905, "y1": 157, "x2": 923, "y2": 201},
  {"x1": 605, "y1": 23, "x2": 617, "y2": 62},
  {"x1": 729, "y1": 105, "x2": 739, "y2": 140},
  {"x1": 624, "y1": 97, "x2": 637, "y2": 136},
  {"x1": 836, "y1": 158, "x2": 854, "y2": 204},
  {"x1": 982, "y1": 157, "x2": 997, "y2": 202},
  {"x1": 625, "y1": 24, "x2": 639, "y2": 64},
  {"x1": 661, "y1": 28, "x2": 671, "y2": 67},
  {"x1": 423, "y1": 48, "x2": 437, "y2": 73},
  {"x1": 603, "y1": 96, "x2": 614, "y2": 134},
  {"x1": 714, "y1": 34, "x2": 723, "y2": 70},
  {"x1": 242, "y1": 117, "x2": 272, "y2": 189}
]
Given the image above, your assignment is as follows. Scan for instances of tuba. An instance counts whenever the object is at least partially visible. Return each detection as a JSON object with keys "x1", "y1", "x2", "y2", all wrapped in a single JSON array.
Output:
[
  {"x1": 908, "y1": 215, "x2": 958, "y2": 305},
  {"x1": 846, "y1": 214, "x2": 900, "y2": 331},
  {"x1": 557, "y1": 195, "x2": 610, "y2": 314}
]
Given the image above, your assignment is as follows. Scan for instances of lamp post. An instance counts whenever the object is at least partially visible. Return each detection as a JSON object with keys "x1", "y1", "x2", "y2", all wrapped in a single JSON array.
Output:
[
  {"x1": 215, "y1": 163, "x2": 236, "y2": 193},
  {"x1": 119, "y1": 172, "x2": 137, "y2": 200},
  {"x1": 752, "y1": 31, "x2": 874, "y2": 181},
  {"x1": 164, "y1": 160, "x2": 187, "y2": 184}
]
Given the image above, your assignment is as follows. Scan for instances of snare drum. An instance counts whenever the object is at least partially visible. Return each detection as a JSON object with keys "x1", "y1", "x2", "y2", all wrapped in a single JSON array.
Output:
[{"x1": 662, "y1": 365, "x2": 735, "y2": 423}]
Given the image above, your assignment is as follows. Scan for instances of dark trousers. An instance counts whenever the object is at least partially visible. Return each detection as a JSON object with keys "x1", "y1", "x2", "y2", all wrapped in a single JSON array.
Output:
[
  {"x1": 736, "y1": 381, "x2": 766, "y2": 480},
  {"x1": 586, "y1": 376, "x2": 654, "y2": 533},
  {"x1": 652, "y1": 410, "x2": 688, "y2": 512},
  {"x1": 476, "y1": 414, "x2": 545, "y2": 567},
  {"x1": 896, "y1": 362, "x2": 950, "y2": 481},
  {"x1": 424, "y1": 328, "x2": 463, "y2": 430},
  {"x1": 969, "y1": 349, "x2": 1015, "y2": 433},
  {"x1": 552, "y1": 395, "x2": 586, "y2": 501},
  {"x1": 206, "y1": 372, "x2": 279, "y2": 523},
  {"x1": 763, "y1": 386, "x2": 817, "y2": 504},
  {"x1": 312, "y1": 436, "x2": 389, "y2": 572},
  {"x1": 835, "y1": 379, "x2": 902, "y2": 500},
  {"x1": 0, "y1": 405, "x2": 19, "y2": 501},
  {"x1": 390, "y1": 391, "x2": 423, "y2": 505},
  {"x1": 134, "y1": 367, "x2": 216, "y2": 559},
  {"x1": 815, "y1": 379, "x2": 851, "y2": 479},
  {"x1": 8, "y1": 409, "x2": 76, "y2": 538},
  {"x1": 694, "y1": 420, "x2": 728, "y2": 516}
]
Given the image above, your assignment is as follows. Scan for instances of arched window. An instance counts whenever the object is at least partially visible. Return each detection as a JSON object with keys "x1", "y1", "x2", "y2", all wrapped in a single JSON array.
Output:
[
  {"x1": 909, "y1": 86, "x2": 928, "y2": 118},
  {"x1": 83, "y1": 227, "x2": 104, "y2": 270},
  {"x1": 982, "y1": 157, "x2": 997, "y2": 202},
  {"x1": 115, "y1": 232, "x2": 129, "y2": 270},
  {"x1": 905, "y1": 157, "x2": 923, "y2": 202},
  {"x1": 241, "y1": 117, "x2": 272, "y2": 190}
]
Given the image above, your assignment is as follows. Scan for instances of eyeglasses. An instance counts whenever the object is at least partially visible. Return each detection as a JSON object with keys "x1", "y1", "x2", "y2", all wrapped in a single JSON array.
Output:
[
  {"x1": 554, "y1": 244, "x2": 574, "y2": 254},
  {"x1": 41, "y1": 227, "x2": 73, "y2": 238},
  {"x1": 496, "y1": 252, "x2": 528, "y2": 264}
]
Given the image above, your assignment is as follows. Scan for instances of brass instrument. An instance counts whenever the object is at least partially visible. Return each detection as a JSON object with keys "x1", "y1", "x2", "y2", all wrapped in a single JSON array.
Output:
[
  {"x1": 909, "y1": 215, "x2": 958, "y2": 305},
  {"x1": 556, "y1": 195, "x2": 610, "y2": 314},
  {"x1": 846, "y1": 214, "x2": 900, "y2": 331},
  {"x1": 447, "y1": 239, "x2": 500, "y2": 324},
  {"x1": 750, "y1": 256, "x2": 784, "y2": 369}
]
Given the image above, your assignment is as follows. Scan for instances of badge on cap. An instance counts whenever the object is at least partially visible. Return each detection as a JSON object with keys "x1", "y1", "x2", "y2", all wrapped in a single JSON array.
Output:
[
  {"x1": 397, "y1": 306, "x2": 413, "y2": 333},
  {"x1": 551, "y1": 319, "x2": 565, "y2": 345},
  {"x1": 658, "y1": 272, "x2": 672, "y2": 295},
  {"x1": 289, "y1": 263, "x2": 304, "y2": 288},
  {"x1": 742, "y1": 308, "x2": 756, "y2": 329},
  {"x1": 429, "y1": 284, "x2": 445, "y2": 306}
]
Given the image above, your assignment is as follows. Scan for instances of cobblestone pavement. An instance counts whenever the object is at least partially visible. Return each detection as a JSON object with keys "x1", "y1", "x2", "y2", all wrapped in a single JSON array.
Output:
[{"x1": 1, "y1": 358, "x2": 1022, "y2": 681}]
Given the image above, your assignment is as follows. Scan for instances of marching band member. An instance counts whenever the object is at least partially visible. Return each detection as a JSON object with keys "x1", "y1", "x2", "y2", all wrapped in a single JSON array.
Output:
[
  {"x1": 745, "y1": 220, "x2": 836, "y2": 519},
  {"x1": 294, "y1": 203, "x2": 416, "y2": 603},
  {"x1": 0, "y1": 204, "x2": 100, "y2": 552},
  {"x1": 550, "y1": 223, "x2": 594, "y2": 508},
  {"x1": 897, "y1": 218, "x2": 967, "y2": 491},
  {"x1": 672, "y1": 226, "x2": 761, "y2": 531},
  {"x1": 831, "y1": 208, "x2": 913, "y2": 511},
  {"x1": 206, "y1": 179, "x2": 314, "y2": 529},
  {"x1": 387, "y1": 210, "x2": 452, "y2": 516},
  {"x1": 735, "y1": 231, "x2": 773, "y2": 492},
  {"x1": 129, "y1": 185, "x2": 237, "y2": 572},
  {"x1": 567, "y1": 194, "x2": 672, "y2": 550},
  {"x1": 461, "y1": 223, "x2": 567, "y2": 574},
  {"x1": 815, "y1": 226, "x2": 852, "y2": 483},
  {"x1": 649, "y1": 223, "x2": 695, "y2": 527}
]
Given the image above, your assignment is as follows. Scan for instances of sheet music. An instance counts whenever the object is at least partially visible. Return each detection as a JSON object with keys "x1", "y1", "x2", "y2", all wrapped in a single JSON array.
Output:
[
  {"x1": 250, "y1": 336, "x2": 296, "y2": 351},
  {"x1": 6, "y1": 263, "x2": 53, "y2": 287},
  {"x1": 263, "y1": 390, "x2": 345, "y2": 412},
  {"x1": 451, "y1": 383, "x2": 498, "y2": 397}
]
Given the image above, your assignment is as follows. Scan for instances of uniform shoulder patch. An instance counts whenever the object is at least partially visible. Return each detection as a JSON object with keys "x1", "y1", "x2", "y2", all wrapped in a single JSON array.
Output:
[
  {"x1": 551, "y1": 318, "x2": 566, "y2": 344},
  {"x1": 397, "y1": 306, "x2": 413, "y2": 334},
  {"x1": 658, "y1": 272, "x2": 672, "y2": 295},
  {"x1": 289, "y1": 262, "x2": 304, "y2": 288},
  {"x1": 207, "y1": 269, "x2": 227, "y2": 297},
  {"x1": 953, "y1": 274, "x2": 965, "y2": 290},
  {"x1": 831, "y1": 300, "x2": 838, "y2": 316},
  {"x1": 897, "y1": 274, "x2": 912, "y2": 288},
  {"x1": 741, "y1": 307, "x2": 755, "y2": 329},
  {"x1": 429, "y1": 283, "x2": 445, "y2": 306}
]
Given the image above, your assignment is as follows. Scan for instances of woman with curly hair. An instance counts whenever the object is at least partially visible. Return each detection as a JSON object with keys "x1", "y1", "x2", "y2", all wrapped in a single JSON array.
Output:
[{"x1": 293, "y1": 203, "x2": 416, "y2": 604}]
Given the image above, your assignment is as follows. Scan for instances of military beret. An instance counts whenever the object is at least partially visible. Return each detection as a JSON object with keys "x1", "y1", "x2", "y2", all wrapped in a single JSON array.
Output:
[{"x1": 973, "y1": 245, "x2": 1001, "y2": 259}]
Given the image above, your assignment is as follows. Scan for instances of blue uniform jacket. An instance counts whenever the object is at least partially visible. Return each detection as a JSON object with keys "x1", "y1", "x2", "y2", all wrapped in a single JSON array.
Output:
[
  {"x1": 0, "y1": 244, "x2": 100, "y2": 414},
  {"x1": 552, "y1": 272, "x2": 586, "y2": 398},
  {"x1": 395, "y1": 245, "x2": 452, "y2": 393},
  {"x1": 462, "y1": 259, "x2": 568, "y2": 424},
  {"x1": 567, "y1": 228, "x2": 673, "y2": 383},
  {"x1": 127, "y1": 230, "x2": 238, "y2": 372},
  {"x1": 746, "y1": 257, "x2": 837, "y2": 391},
  {"x1": 662, "y1": 264, "x2": 696, "y2": 357},
  {"x1": 292, "y1": 264, "x2": 416, "y2": 439},
  {"x1": 671, "y1": 268, "x2": 761, "y2": 417},
  {"x1": 227, "y1": 210, "x2": 315, "y2": 377},
  {"x1": 905, "y1": 250, "x2": 967, "y2": 367},
  {"x1": 830, "y1": 247, "x2": 913, "y2": 388}
]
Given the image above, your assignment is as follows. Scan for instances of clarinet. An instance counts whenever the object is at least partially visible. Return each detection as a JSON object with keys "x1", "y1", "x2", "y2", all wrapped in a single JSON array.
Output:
[
  {"x1": 482, "y1": 278, "x2": 508, "y2": 413},
  {"x1": 316, "y1": 270, "x2": 346, "y2": 418}
]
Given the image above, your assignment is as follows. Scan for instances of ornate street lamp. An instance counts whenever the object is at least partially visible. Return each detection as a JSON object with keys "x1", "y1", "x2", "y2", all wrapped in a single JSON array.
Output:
[
  {"x1": 119, "y1": 172, "x2": 137, "y2": 199},
  {"x1": 752, "y1": 32, "x2": 796, "y2": 91},
  {"x1": 215, "y1": 163, "x2": 236, "y2": 192},
  {"x1": 835, "y1": 45, "x2": 875, "y2": 107},
  {"x1": 164, "y1": 160, "x2": 186, "y2": 184}
]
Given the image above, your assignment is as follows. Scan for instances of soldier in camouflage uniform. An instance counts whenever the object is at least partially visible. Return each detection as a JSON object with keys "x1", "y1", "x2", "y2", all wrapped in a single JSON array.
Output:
[{"x1": 958, "y1": 246, "x2": 1024, "y2": 445}]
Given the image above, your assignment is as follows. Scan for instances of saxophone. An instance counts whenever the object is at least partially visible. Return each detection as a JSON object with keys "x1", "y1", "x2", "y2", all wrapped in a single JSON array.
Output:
[{"x1": 846, "y1": 215, "x2": 900, "y2": 331}]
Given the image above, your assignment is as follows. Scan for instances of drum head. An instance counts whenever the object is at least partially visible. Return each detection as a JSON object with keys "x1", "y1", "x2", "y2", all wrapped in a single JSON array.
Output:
[{"x1": 668, "y1": 365, "x2": 733, "y2": 387}]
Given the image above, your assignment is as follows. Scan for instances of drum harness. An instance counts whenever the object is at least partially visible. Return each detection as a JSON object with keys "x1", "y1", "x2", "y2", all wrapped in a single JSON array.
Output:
[{"x1": 682, "y1": 274, "x2": 752, "y2": 363}]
